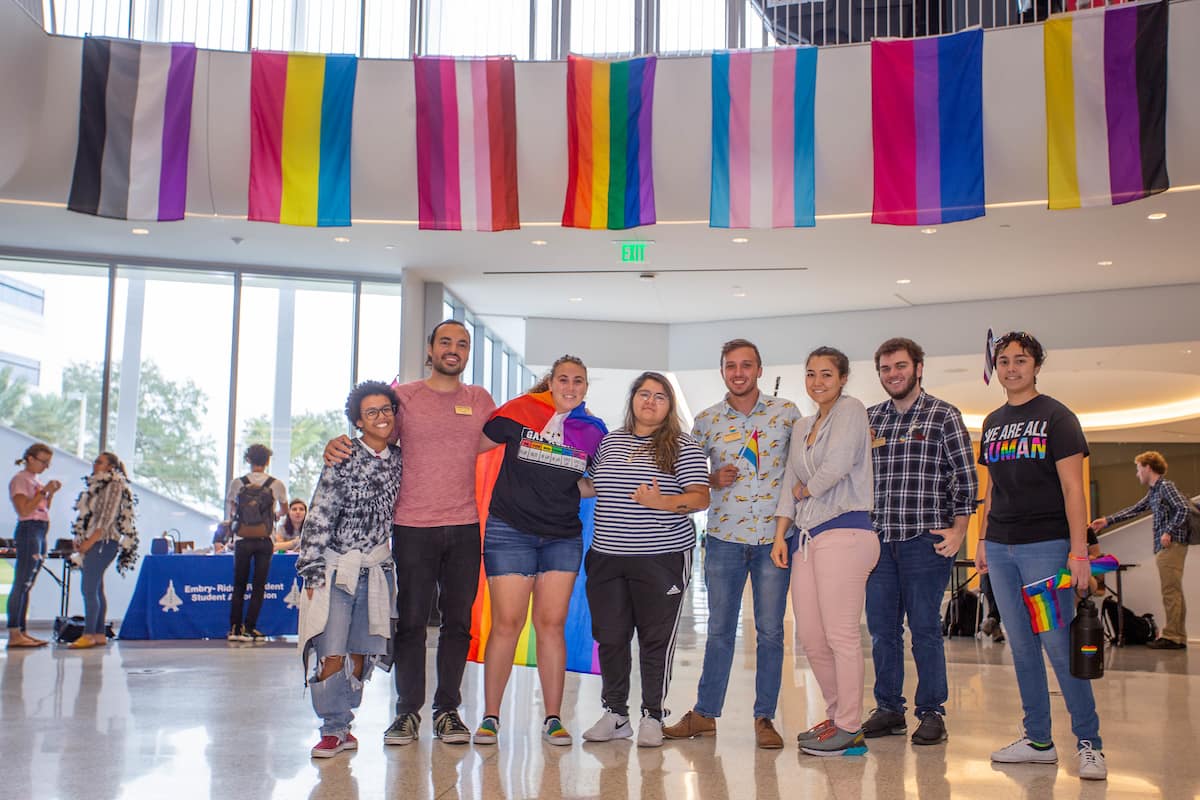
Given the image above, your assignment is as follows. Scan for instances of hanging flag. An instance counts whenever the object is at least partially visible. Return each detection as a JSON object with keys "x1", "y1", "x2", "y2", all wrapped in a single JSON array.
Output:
[
  {"x1": 1022, "y1": 571, "x2": 1073, "y2": 634},
  {"x1": 248, "y1": 51, "x2": 357, "y2": 227},
  {"x1": 468, "y1": 392, "x2": 608, "y2": 674},
  {"x1": 68, "y1": 37, "x2": 197, "y2": 222},
  {"x1": 1045, "y1": 1, "x2": 1169, "y2": 209},
  {"x1": 738, "y1": 430, "x2": 761, "y2": 475},
  {"x1": 563, "y1": 54, "x2": 657, "y2": 230},
  {"x1": 414, "y1": 56, "x2": 520, "y2": 232},
  {"x1": 871, "y1": 29, "x2": 984, "y2": 226},
  {"x1": 711, "y1": 47, "x2": 816, "y2": 229}
]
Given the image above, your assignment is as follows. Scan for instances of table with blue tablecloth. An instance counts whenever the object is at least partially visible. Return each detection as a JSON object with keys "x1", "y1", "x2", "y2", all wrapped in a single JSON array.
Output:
[{"x1": 120, "y1": 553, "x2": 301, "y2": 639}]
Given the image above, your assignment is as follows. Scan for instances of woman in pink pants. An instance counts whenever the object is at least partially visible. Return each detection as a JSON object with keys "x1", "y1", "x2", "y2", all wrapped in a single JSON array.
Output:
[{"x1": 771, "y1": 346, "x2": 877, "y2": 756}]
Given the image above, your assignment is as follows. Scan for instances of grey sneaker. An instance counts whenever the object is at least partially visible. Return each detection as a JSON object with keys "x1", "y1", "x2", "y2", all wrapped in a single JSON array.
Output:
[
  {"x1": 433, "y1": 710, "x2": 471, "y2": 744},
  {"x1": 991, "y1": 736, "x2": 1058, "y2": 764},
  {"x1": 911, "y1": 712, "x2": 947, "y2": 745},
  {"x1": 637, "y1": 716, "x2": 664, "y2": 748},
  {"x1": 383, "y1": 712, "x2": 420, "y2": 746},
  {"x1": 1077, "y1": 741, "x2": 1107, "y2": 780},
  {"x1": 862, "y1": 708, "x2": 907, "y2": 738},
  {"x1": 583, "y1": 711, "x2": 633, "y2": 742},
  {"x1": 797, "y1": 719, "x2": 834, "y2": 743},
  {"x1": 800, "y1": 727, "x2": 867, "y2": 757}
]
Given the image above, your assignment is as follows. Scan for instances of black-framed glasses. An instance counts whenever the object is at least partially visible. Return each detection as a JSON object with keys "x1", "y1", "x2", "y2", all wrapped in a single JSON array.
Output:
[{"x1": 362, "y1": 404, "x2": 397, "y2": 421}]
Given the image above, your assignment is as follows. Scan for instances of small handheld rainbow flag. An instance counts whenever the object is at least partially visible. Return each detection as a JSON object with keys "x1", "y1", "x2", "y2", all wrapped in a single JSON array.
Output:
[
  {"x1": 738, "y1": 430, "x2": 760, "y2": 475},
  {"x1": 1022, "y1": 571, "x2": 1073, "y2": 634},
  {"x1": 1090, "y1": 554, "x2": 1120, "y2": 575}
]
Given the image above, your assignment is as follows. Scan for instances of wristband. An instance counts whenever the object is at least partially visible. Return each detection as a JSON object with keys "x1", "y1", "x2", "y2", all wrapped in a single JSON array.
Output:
[{"x1": 1068, "y1": 553, "x2": 1090, "y2": 562}]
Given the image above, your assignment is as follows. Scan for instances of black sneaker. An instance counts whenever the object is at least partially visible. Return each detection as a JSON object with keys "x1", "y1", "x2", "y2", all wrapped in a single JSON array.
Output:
[
  {"x1": 862, "y1": 708, "x2": 907, "y2": 738},
  {"x1": 911, "y1": 713, "x2": 948, "y2": 745},
  {"x1": 1147, "y1": 637, "x2": 1186, "y2": 650},
  {"x1": 433, "y1": 710, "x2": 471, "y2": 744},
  {"x1": 383, "y1": 712, "x2": 420, "y2": 746}
]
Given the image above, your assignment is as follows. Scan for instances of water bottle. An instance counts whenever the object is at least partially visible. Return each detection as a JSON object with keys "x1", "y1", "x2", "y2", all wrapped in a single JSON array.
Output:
[{"x1": 1070, "y1": 596, "x2": 1104, "y2": 680}]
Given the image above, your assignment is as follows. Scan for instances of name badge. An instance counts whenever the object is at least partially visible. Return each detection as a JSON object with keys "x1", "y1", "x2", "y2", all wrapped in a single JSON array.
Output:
[
  {"x1": 871, "y1": 437, "x2": 886, "y2": 449},
  {"x1": 454, "y1": 405, "x2": 473, "y2": 416},
  {"x1": 723, "y1": 432, "x2": 742, "y2": 442}
]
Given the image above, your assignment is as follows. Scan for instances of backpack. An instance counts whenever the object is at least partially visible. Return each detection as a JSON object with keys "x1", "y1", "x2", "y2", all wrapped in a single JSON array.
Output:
[
  {"x1": 942, "y1": 589, "x2": 980, "y2": 637},
  {"x1": 1101, "y1": 597, "x2": 1157, "y2": 645},
  {"x1": 234, "y1": 476, "x2": 276, "y2": 538}
]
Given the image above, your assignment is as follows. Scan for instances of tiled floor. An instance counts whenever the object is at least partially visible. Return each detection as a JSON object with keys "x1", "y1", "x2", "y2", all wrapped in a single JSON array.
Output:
[{"x1": 4, "y1": 587, "x2": 1197, "y2": 800}]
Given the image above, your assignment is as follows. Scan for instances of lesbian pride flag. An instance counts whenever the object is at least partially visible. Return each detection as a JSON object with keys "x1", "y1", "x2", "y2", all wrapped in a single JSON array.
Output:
[
  {"x1": 563, "y1": 55, "x2": 656, "y2": 230},
  {"x1": 871, "y1": 29, "x2": 984, "y2": 226},
  {"x1": 1045, "y1": 0, "x2": 1169, "y2": 209},
  {"x1": 248, "y1": 51, "x2": 357, "y2": 227},
  {"x1": 68, "y1": 38, "x2": 196, "y2": 221},
  {"x1": 711, "y1": 47, "x2": 816, "y2": 229},
  {"x1": 414, "y1": 56, "x2": 519, "y2": 231}
]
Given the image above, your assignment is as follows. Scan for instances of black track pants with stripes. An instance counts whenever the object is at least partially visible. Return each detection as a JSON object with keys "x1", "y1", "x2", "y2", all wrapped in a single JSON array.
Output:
[{"x1": 585, "y1": 548, "x2": 693, "y2": 720}]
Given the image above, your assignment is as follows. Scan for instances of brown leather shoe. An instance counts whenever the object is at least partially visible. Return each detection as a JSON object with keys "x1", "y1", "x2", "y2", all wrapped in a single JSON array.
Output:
[
  {"x1": 663, "y1": 710, "x2": 717, "y2": 739},
  {"x1": 755, "y1": 717, "x2": 783, "y2": 749}
]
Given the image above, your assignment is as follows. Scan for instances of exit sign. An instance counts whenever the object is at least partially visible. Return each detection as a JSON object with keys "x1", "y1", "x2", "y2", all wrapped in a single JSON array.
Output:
[{"x1": 620, "y1": 241, "x2": 650, "y2": 263}]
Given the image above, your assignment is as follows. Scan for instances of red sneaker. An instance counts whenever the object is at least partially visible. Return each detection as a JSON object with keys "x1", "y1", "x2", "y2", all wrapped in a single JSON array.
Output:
[{"x1": 311, "y1": 734, "x2": 352, "y2": 758}]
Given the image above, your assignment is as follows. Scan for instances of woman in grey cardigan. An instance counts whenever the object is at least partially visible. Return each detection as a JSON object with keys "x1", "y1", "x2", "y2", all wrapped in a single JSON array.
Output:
[{"x1": 771, "y1": 347, "x2": 877, "y2": 756}]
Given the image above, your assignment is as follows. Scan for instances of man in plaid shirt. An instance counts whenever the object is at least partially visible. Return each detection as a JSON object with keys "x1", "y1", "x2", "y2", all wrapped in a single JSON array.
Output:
[
  {"x1": 1091, "y1": 451, "x2": 1194, "y2": 650},
  {"x1": 863, "y1": 338, "x2": 978, "y2": 746}
]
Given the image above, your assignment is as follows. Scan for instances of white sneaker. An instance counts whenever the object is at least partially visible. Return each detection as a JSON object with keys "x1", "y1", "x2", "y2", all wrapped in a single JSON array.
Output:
[
  {"x1": 991, "y1": 736, "x2": 1058, "y2": 764},
  {"x1": 637, "y1": 716, "x2": 664, "y2": 748},
  {"x1": 1077, "y1": 741, "x2": 1107, "y2": 780},
  {"x1": 582, "y1": 712, "x2": 633, "y2": 742}
]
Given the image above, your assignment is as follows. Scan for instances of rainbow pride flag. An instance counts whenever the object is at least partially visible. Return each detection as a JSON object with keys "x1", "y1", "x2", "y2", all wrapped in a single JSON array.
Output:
[
  {"x1": 563, "y1": 54, "x2": 657, "y2": 230},
  {"x1": 871, "y1": 29, "x2": 984, "y2": 226},
  {"x1": 468, "y1": 392, "x2": 608, "y2": 674},
  {"x1": 1090, "y1": 553, "x2": 1120, "y2": 574},
  {"x1": 1044, "y1": 0, "x2": 1169, "y2": 209},
  {"x1": 1022, "y1": 571, "x2": 1074, "y2": 634},
  {"x1": 248, "y1": 51, "x2": 357, "y2": 227},
  {"x1": 68, "y1": 38, "x2": 196, "y2": 221},
  {"x1": 414, "y1": 56, "x2": 519, "y2": 231},
  {"x1": 711, "y1": 47, "x2": 816, "y2": 229}
]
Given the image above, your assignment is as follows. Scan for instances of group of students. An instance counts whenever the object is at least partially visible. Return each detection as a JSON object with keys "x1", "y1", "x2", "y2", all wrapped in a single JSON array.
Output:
[
  {"x1": 7, "y1": 445, "x2": 138, "y2": 650},
  {"x1": 285, "y1": 320, "x2": 1109, "y2": 781}
]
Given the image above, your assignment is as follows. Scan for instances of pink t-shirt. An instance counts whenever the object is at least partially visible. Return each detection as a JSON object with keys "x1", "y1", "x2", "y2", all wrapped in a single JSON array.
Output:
[
  {"x1": 391, "y1": 380, "x2": 497, "y2": 527},
  {"x1": 9, "y1": 470, "x2": 48, "y2": 522}
]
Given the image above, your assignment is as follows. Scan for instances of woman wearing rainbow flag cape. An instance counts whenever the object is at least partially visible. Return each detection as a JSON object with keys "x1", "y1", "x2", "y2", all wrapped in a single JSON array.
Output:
[
  {"x1": 976, "y1": 331, "x2": 1106, "y2": 781},
  {"x1": 471, "y1": 356, "x2": 607, "y2": 747}
]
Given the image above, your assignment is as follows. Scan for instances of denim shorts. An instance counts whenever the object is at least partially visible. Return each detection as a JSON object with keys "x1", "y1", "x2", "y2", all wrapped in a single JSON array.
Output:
[
  {"x1": 313, "y1": 567, "x2": 393, "y2": 658},
  {"x1": 483, "y1": 515, "x2": 583, "y2": 577}
]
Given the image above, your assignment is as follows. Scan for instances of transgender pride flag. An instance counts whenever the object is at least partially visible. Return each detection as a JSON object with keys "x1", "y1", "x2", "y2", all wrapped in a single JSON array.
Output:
[
  {"x1": 711, "y1": 47, "x2": 817, "y2": 229},
  {"x1": 871, "y1": 29, "x2": 984, "y2": 226}
]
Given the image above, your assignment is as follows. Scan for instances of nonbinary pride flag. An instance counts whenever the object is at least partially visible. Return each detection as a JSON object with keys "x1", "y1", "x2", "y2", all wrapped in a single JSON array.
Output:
[
  {"x1": 1044, "y1": 0, "x2": 1169, "y2": 209},
  {"x1": 68, "y1": 38, "x2": 196, "y2": 221},
  {"x1": 711, "y1": 47, "x2": 816, "y2": 229},
  {"x1": 249, "y1": 51, "x2": 357, "y2": 227},
  {"x1": 414, "y1": 56, "x2": 520, "y2": 231},
  {"x1": 563, "y1": 54, "x2": 656, "y2": 230},
  {"x1": 871, "y1": 29, "x2": 984, "y2": 226}
]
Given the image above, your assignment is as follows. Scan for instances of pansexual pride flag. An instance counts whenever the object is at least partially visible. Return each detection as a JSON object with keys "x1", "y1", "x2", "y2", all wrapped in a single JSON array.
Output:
[
  {"x1": 68, "y1": 38, "x2": 196, "y2": 221},
  {"x1": 468, "y1": 392, "x2": 608, "y2": 674},
  {"x1": 711, "y1": 47, "x2": 816, "y2": 229},
  {"x1": 248, "y1": 51, "x2": 357, "y2": 227},
  {"x1": 1045, "y1": 0, "x2": 1169, "y2": 209},
  {"x1": 871, "y1": 29, "x2": 984, "y2": 226},
  {"x1": 414, "y1": 56, "x2": 519, "y2": 231},
  {"x1": 563, "y1": 54, "x2": 657, "y2": 230},
  {"x1": 1022, "y1": 571, "x2": 1073, "y2": 634},
  {"x1": 738, "y1": 430, "x2": 761, "y2": 474}
]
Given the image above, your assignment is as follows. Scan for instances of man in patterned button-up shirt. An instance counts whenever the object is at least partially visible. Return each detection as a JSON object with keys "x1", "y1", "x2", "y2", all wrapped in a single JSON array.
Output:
[{"x1": 663, "y1": 339, "x2": 801, "y2": 749}]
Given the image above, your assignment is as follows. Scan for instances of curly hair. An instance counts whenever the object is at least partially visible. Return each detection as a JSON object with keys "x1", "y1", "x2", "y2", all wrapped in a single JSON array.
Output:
[
  {"x1": 345, "y1": 380, "x2": 397, "y2": 429},
  {"x1": 244, "y1": 443, "x2": 273, "y2": 468},
  {"x1": 993, "y1": 331, "x2": 1046, "y2": 366}
]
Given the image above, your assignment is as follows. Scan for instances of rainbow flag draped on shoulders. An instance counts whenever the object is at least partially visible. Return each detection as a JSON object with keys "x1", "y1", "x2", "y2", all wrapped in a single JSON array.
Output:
[
  {"x1": 469, "y1": 391, "x2": 608, "y2": 674},
  {"x1": 563, "y1": 54, "x2": 657, "y2": 230},
  {"x1": 248, "y1": 50, "x2": 357, "y2": 227}
]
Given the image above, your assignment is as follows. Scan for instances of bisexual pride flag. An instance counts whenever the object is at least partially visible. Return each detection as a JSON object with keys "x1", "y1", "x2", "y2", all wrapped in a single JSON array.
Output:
[
  {"x1": 871, "y1": 29, "x2": 984, "y2": 226},
  {"x1": 68, "y1": 38, "x2": 197, "y2": 221},
  {"x1": 710, "y1": 47, "x2": 817, "y2": 229},
  {"x1": 468, "y1": 392, "x2": 608, "y2": 674},
  {"x1": 1045, "y1": 0, "x2": 1169, "y2": 209},
  {"x1": 248, "y1": 51, "x2": 357, "y2": 227}
]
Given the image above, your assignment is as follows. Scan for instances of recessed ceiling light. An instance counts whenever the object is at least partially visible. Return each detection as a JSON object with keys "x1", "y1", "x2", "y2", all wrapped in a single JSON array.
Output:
[
  {"x1": 131, "y1": 227, "x2": 149, "y2": 235},
  {"x1": 384, "y1": 244, "x2": 396, "y2": 251},
  {"x1": 1097, "y1": 260, "x2": 1113, "y2": 266},
  {"x1": 531, "y1": 239, "x2": 548, "y2": 246},
  {"x1": 920, "y1": 227, "x2": 937, "y2": 235},
  {"x1": 731, "y1": 285, "x2": 747, "y2": 297},
  {"x1": 333, "y1": 236, "x2": 350, "y2": 243},
  {"x1": 1147, "y1": 212, "x2": 1167, "y2": 220},
  {"x1": 568, "y1": 297, "x2": 583, "y2": 303},
  {"x1": 731, "y1": 237, "x2": 749, "y2": 244},
  {"x1": 896, "y1": 278, "x2": 912, "y2": 285}
]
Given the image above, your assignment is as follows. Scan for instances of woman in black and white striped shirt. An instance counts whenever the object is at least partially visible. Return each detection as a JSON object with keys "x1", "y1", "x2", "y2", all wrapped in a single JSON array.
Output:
[{"x1": 581, "y1": 372, "x2": 709, "y2": 748}]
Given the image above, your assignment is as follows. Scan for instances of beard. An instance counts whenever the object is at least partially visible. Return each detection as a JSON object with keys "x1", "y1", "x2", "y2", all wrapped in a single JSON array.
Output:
[
  {"x1": 882, "y1": 372, "x2": 919, "y2": 400},
  {"x1": 431, "y1": 355, "x2": 467, "y2": 377}
]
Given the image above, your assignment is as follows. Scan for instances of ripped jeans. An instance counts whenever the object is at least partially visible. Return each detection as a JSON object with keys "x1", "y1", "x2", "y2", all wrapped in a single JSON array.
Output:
[
  {"x1": 6, "y1": 520, "x2": 48, "y2": 631},
  {"x1": 308, "y1": 568, "x2": 391, "y2": 738}
]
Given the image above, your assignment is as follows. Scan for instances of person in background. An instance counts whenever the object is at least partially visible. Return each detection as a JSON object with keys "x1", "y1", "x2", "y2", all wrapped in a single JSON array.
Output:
[
  {"x1": 7, "y1": 443, "x2": 62, "y2": 648},
  {"x1": 69, "y1": 452, "x2": 138, "y2": 649},
  {"x1": 1091, "y1": 450, "x2": 1193, "y2": 650},
  {"x1": 772, "y1": 346, "x2": 878, "y2": 757},
  {"x1": 225, "y1": 444, "x2": 288, "y2": 643},
  {"x1": 976, "y1": 331, "x2": 1105, "y2": 781},
  {"x1": 581, "y1": 372, "x2": 710, "y2": 748},
  {"x1": 275, "y1": 499, "x2": 308, "y2": 552}
]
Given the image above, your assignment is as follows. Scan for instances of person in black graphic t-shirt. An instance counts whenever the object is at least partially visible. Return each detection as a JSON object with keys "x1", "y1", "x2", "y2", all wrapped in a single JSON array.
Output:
[{"x1": 976, "y1": 332, "x2": 1106, "y2": 781}]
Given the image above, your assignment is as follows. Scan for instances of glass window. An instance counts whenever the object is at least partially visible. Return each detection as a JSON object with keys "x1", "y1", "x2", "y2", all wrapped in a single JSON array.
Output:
[
  {"x1": 424, "y1": 0, "x2": 531, "y2": 57},
  {"x1": 363, "y1": 0, "x2": 413, "y2": 58},
  {"x1": 357, "y1": 282, "x2": 403, "y2": 385},
  {"x1": 131, "y1": 0, "x2": 251, "y2": 50},
  {"x1": 659, "y1": 0, "x2": 727, "y2": 54},
  {"x1": 500, "y1": 349, "x2": 511, "y2": 402},
  {"x1": 482, "y1": 335, "x2": 494, "y2": 396},
  {"x1": 442, "y1": 299, "x2": 455, "y2": 322},
  {"x1": 47, "y1": 0, "x2": 130, "y2": 38},
  {"x1": 570, "y1": 0, "x2": 636, "y2": 56},
  {"x1": 252, "y1": 0, "x2": 360, "y2": 54}
]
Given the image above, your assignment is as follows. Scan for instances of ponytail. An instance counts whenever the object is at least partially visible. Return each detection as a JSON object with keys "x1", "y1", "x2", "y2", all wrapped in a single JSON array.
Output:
[{"x1": 16, "y1": 443, "x2": 51, "y2": 467}]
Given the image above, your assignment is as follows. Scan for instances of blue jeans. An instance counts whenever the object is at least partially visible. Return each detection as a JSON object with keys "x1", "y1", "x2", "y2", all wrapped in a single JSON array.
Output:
[
  {"x1": 6, "y1": 520, "x2": 48, "y2": 631},
  {"x1": 81, "y1": 540, "x2": 120, "y2": 635},
  {"x1": 694, "y1": 536, "x2": 792, "y2": 720},
  {"x1": 985, "y1": 538, "x2": 1101, "y2": 749},
  {"x1": 483, "y1": 515, "x2": 583, "y2": 577},
  {"x1": 866, "y1": 533, "x2": 953, "y2": 718}
]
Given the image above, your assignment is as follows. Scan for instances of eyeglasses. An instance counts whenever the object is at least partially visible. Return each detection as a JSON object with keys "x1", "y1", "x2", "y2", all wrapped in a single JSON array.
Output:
[
  {"x1": 362, "y1": 405, "x2": 397, "y2": 421},
  {"x1": 635, "y1": 390, "x2": 669, "y2": 405},
  {"x1": 30, "y1": 455, "x2": 51, "y2": 465}
]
